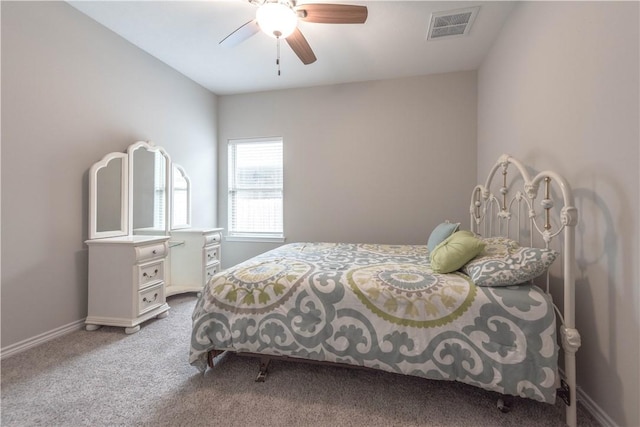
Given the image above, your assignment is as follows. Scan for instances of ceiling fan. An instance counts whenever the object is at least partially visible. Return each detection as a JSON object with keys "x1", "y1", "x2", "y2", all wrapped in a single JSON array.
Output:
[{"x1": 219, "y1": 0, "x2": 368, "y2": 67}]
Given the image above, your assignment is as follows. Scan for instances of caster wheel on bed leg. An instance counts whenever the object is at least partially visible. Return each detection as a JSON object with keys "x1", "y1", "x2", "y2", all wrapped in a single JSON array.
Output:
[
  {"x1": 256, "y1": 370, "x2": 268, "y2": 382},
  {"x1": 85, "y1": 324, "x2": 101, "y2": 331},
  {"x1": 497, "y1": 396, "x2": 513, "y2": 413}
]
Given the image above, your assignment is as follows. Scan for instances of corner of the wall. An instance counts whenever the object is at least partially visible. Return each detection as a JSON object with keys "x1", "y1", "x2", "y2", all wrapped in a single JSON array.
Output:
[{"x1": 577, "y1": 384, "x2": 619, "y2": 427}]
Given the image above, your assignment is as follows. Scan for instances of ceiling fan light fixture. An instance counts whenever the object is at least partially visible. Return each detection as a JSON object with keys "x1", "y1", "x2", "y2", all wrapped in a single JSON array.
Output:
[{"x1": 256, "y1": 2, "x2": 297, "y2": 39}]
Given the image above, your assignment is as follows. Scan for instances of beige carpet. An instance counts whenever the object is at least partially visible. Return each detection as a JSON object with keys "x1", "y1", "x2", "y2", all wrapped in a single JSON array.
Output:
[{"x1": 1, "y1": 294, "x2": 599, "y2": 426}]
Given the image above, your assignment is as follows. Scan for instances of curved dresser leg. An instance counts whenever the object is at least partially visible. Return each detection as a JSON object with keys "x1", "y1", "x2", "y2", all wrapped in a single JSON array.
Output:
[
  {"x1": 85, "y1": 324, "x2": 101, "y2": 331},
  {"x1": 125, "y1": 325, "x2": 140, "y2": 335},
  {"x1": 157, "y1": 310, "x2": 169, "y2": 319}
]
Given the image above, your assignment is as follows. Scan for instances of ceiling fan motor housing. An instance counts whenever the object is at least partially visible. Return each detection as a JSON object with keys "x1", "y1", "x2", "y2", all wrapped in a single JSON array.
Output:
[{"x1": 256, "y1": 1, "x2": 298, "y2": 39}]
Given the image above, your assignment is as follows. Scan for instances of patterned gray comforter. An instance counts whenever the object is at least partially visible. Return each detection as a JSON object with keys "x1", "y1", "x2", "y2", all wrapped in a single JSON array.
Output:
[{"x1": 190, "y1": 242, "x2": 558, "y2": 403}]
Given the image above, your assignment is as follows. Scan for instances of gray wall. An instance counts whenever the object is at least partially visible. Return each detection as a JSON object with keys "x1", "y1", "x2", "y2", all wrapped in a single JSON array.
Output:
[
  {"x1": 218, "y1": 71, "x2": 477, "y2": 268},
  {"x1": 477, "y1": 2, "x2": 639, "y2": 426},
  {"x1": 1, "y1": 2, "x2": 218, "y2": 348}
]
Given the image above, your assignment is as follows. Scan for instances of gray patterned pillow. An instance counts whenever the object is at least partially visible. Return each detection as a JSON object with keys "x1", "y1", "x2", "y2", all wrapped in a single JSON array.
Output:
[{"x1": 462, "y1": 237, "x2": 559, "y2": 287}]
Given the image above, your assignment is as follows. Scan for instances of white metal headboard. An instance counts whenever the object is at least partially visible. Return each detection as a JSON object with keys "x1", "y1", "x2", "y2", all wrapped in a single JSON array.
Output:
[{"x1": 469, "y1": 154, "x2": 581, "y2": 427}]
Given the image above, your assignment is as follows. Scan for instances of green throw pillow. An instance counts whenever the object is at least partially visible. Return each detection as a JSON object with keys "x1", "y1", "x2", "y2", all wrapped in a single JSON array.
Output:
[{"x1": 430, "y1": 230, "x2": 485, "y2": 274}]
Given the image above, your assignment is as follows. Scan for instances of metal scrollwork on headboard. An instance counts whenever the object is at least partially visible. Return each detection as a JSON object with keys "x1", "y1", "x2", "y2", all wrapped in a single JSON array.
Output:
[
  {"x1": 561, "y1": 206, "x2": 579, "y2": 227},
  {"x1": 470, "y1": 154, "x2": 578, "y2": 247}
]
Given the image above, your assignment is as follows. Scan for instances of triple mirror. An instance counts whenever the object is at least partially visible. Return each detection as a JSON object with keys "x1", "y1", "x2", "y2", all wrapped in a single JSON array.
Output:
[{"x1": 89, "y1": 141, "x2": 191, "y2": 240}]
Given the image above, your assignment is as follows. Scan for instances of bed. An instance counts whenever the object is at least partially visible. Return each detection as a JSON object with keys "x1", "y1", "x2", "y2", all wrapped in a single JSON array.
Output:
[{"x1": 189, "y1": 154, "x2": 581, "y2": 427}]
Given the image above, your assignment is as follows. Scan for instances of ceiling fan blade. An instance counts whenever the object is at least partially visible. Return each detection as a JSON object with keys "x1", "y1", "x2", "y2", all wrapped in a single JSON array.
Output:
[
  {"x1": 285, "y1": 27, "x2": 317, "y2": 65},
  {"x1": 219, "y1": 19, "x2": 260, "y2": 47},
  {"x1": 295, "y1": 4, "x2": 368, "y2": 24}
]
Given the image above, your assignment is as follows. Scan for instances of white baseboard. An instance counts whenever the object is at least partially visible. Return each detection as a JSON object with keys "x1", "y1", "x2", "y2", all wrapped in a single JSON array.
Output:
[
  {"x1": 0, "y1": 319, "x2": 86, "y2": 360},
  {"x1": 577, "y1": 385, "x2": 618, "y2": 427}
]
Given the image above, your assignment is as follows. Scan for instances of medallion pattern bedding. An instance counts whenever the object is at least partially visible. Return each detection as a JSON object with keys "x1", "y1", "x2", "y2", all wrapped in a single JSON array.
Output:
[{"x1": 190, "y1": 242, "x2": 558, "y2": 403}]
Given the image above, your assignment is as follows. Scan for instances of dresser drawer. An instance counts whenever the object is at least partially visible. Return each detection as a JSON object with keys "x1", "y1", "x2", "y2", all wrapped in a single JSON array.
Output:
[
  {"x1": 135, "y1": 242, "x2": 167, "y2": 263},
  {"x1": 204, "y1": 232, "x2": 221, "y2": 246},
  {"x1": 204, "y1": 263, "x2": 220, "y2": 284},
  {"x1": 138, "y1": 282, "x2": 165, "y2": 315},
  {"x1": 204, "y1": 245, "x2": 220, "y2": 266},
  {"x1": 137, "y1": 259, "x2": 165, "y2": 288}
]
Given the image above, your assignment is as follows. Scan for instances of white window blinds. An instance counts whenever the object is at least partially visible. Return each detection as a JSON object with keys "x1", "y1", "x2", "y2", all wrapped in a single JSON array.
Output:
[
  {"x1": 172, "y1": 171, "x2": 189, "y2": 227},
  {"x1": 153, "y1": 152, "x2": 166, "y2": 230},
  {"x1": 228, "y1": 137, "x2": 283, "y2": 239}
]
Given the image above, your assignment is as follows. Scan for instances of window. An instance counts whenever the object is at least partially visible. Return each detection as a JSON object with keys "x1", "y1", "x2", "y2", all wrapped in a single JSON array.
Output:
[
  {"x1": 172, "y1": 166, "x2": 189, "y2": 228},
  {"x1": 228, "y1": 137, "x2": 284, "y2": 241},
  {"x1": 153, "y1": 152, "x2": 166, "y2": 230}
]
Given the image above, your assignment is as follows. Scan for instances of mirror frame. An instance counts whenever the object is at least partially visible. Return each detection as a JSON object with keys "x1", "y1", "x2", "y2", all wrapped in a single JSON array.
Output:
[
  {"x1": 171, "y1": 164, "x2": 192, "y2": 230},
  {"x1": 127, "y1": 141, "x2": 171, "y2": 236},
  {"x1": 88, "y1": 152, "x2": 129, "y2": 239},
  {"x1": 88, "y1": 140, "x2": 194, "y2": 240}
]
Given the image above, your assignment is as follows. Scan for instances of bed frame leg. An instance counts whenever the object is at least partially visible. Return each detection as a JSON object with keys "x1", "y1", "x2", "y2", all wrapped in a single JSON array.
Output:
[
  {"x1": 557, "y1": 379, "x2": 571, "y2": 406},
  {"x1": 207, "y1": 350, "x2": 226, "y2": 369},
  {"x1": 497, "y1": 395, "x2": 514, "y2": 413},
  {"x1": 256, "y1": 356, "x2": 271, "y2": 382}
]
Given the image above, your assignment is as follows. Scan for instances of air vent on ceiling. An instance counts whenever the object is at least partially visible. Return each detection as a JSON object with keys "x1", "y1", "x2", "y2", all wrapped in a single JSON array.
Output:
[{"x1": 427, "y1": 7, "x2": 480, "y2": 40}]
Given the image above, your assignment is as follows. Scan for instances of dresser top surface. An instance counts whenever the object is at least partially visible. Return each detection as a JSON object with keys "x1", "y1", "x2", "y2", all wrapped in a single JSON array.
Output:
[{"x1": 85, "y1": 235, "x2": 170, "y2": 246}]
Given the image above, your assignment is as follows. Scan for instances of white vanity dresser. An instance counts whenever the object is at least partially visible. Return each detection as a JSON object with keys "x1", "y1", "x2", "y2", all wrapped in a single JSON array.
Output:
[{"x1": 86, "y1": 141, "x2": 222, "y2": 334}]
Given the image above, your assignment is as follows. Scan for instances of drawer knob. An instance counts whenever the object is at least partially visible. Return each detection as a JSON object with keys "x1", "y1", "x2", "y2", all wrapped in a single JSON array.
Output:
[
  {"x1": 152, "y1": 250, "x2": 157, "y2": 254},
  {"x1": 143, "y1": 293, "x2": 158, "y2": 304},
  {"x1": 143, "y1": 269, "x2": 159, "y2": 279}
]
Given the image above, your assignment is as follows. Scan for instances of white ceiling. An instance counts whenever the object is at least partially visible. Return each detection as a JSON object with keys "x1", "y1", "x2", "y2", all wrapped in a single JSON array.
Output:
[{"x1": 68, "y1": 1, "x2": 515, "y2": 95}]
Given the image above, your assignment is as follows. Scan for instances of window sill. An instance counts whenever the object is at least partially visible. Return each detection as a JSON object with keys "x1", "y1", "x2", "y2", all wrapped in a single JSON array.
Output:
[{"x1": 226, "y1": 235, "x2": 286, "y2": 243}]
